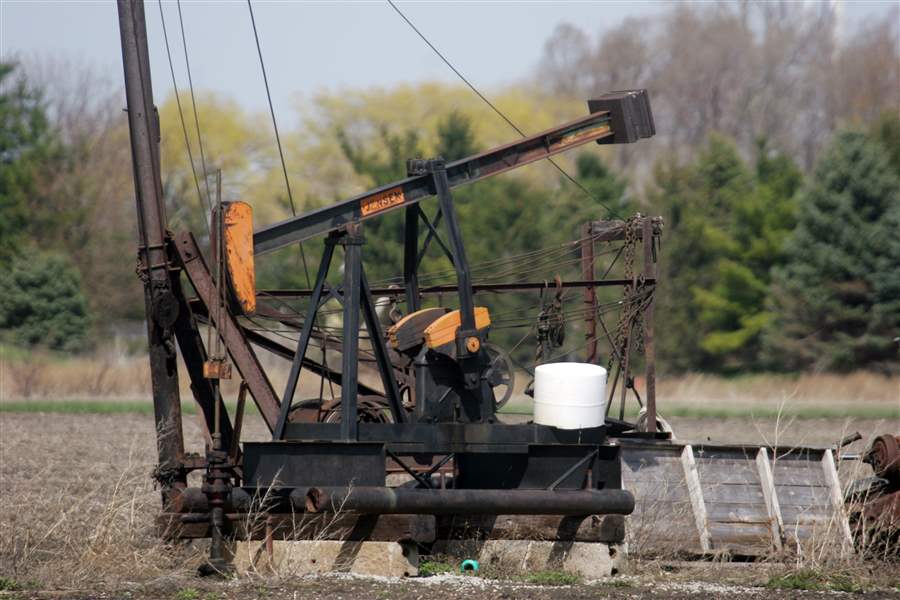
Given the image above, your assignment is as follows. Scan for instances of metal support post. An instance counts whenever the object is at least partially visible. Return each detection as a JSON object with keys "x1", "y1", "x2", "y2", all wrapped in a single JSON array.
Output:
[
  {"x1": 360, "y1": 269, "x2": 406, "y2": 423},
  {"x1": 581, "y1": 222, "x2": 597, "y2": 364},
  {"x1": 117, "y1": 0, "x2": 185, "y2": 501},
  {"x1": 404, "y1": 206, "x2": 421, "y2": 313},
  {"x1": 431, "y1": 160, "x2": 493, "y2": 420},
  {"x1": 339, "y1": 224, "x2": 363, "y2": 441},
  {"x1": 274, "y1": 235, "x2": 337, "y2": 439},
  {"x1": 641, "y1": 217, "x2": 657, "y2": 432}
]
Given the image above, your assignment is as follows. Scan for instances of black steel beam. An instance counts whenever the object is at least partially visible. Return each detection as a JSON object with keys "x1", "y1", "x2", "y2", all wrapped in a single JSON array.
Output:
[{"x1": 253, "y1": 110, "x2": 616, "y2": 254}]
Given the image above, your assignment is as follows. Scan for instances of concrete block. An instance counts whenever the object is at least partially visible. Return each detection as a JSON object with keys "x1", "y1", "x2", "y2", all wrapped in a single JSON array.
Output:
[
  {"x1": 438, "y1": 539, "x2": 625, "y2": 579},
  {"x1": 233, "y1": 540, "x2": 418, "y2": 577}
]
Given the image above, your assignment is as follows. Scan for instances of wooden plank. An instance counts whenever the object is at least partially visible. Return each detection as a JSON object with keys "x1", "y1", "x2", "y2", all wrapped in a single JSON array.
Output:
[
  {"x1": 772, "y1": 459, "x2": 829, "y2": 486},
  {"x1": 681, "y1": 445, "x2": 712, "y2": 553},
  {"x1": 706, "y1": 501, "x2": 771, "y2": 524},
  {"x1": 708, "y1": 522, "x2": 772, "y2": 544},
  {"x1": 623, "y1": 456, "x2": 684, "y2": 473},
  {"x1": 775, "y1": 485, "x2": 833, "y2": 506},
  {"x1": 756, "y1": 447, "x2": 784, "y2": 551},
  {"x1": 821, "y1": 449, "x2": 854, "y2": 553},
  {"x1": 696, "y1": 460, "x2": 760, "y2": 485},
  {"x1": 622, "y1": 449, "x2": 683, "y2": 466},
  {"x1": 772, "y1": 472, "x2": 830, "y2": 487},
  {"x1": 780, "y1": 508, "x2": 839, "y2": 526},
  {"x1": 623, "y1": 464, "x2": 690, "y2": 485},
  {"x1": 702, "y1": 483, "x2": 766, "y2": 504}
]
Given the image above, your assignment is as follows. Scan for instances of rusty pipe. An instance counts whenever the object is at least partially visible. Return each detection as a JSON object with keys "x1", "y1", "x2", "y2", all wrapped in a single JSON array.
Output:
[{"x1": 300, "y1": 486, "x2": 634, "y2": 516}]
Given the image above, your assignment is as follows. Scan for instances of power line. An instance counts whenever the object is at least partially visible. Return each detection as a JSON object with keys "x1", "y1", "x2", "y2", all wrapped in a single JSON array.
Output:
[
  {"x1": 156, "y1": 0, "x2": 211, "y2": 237},
  {"x1": 386, "y1": 0, "x2": 620, "y2": 218},
  {"x1": 175, "y1": 0, "x2": 213, "y2": 209},
  {"x1": 247, "y1": 0, "x2": 312, "y2": 287}
]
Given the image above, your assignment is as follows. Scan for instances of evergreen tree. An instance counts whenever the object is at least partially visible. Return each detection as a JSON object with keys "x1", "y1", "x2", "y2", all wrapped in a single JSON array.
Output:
[
  {"x1": 0, "y1": 252, "x2": 91, "y2": 352},
  {"x1": 435, "y1": 110, "x2": 477, "y2": 162},
  {"x1": 550, "y1": 153, "x2": 630, "y2": 239},
  {"x1": 692, "y1": 140, "x2": 801, "y2": 370},
  {"x1": 0, "y1": 62, "x2": 59, "y2": 266},
  {"x1": 871, "y1": 110, "x2": 900, "y2": 173},
  {"x1": 764, "y1": 130, "x2": 900, "y2": 371},
  {"x1": 648, "y1": 135, "x2": 752, "y2": 371}
]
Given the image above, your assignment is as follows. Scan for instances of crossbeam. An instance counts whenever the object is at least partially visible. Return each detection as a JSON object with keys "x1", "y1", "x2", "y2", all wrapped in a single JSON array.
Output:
[{"x1": 253, "y1": 90, "x2": 653, "y2": 254}]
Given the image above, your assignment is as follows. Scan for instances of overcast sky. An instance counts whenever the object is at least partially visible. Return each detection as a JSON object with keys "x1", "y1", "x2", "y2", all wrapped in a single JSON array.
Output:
[{"x1": 2, "y1": 1, "x2": 895, "y2": 122}]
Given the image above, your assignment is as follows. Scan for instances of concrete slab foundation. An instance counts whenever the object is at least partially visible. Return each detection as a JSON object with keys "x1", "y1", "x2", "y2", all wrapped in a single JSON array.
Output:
[
  {"x1": 436, "y1": 540, "x2": 625, "y2": 579},
  {"x1": 233, "y1": 540, "x2": 418, "y2": 577}
]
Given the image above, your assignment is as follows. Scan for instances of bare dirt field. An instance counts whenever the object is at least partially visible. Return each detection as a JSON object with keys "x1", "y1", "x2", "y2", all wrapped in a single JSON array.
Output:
[{"x1": 1, "y1": 411, "x2": 898, "y2": 599}]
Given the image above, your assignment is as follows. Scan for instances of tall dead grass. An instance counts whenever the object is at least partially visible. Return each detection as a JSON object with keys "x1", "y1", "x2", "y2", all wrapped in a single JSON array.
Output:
[
  {"x1": 3, "y1": 351, "x2": 898, "y2": 408},
  {"x1": 658, "y1": 372, "x2": 899, "y2": 406},
  {"x1": 0, "y1": 414, "x2": 204, "y2": 590}
]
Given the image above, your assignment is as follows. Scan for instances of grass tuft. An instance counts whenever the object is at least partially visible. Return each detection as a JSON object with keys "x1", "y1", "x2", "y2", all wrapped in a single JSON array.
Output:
[
  {"x1": 766, "y1": 570, "x2": 865, "y2": 593},
  {"x1": 520, "y1": 570, "x2": 582, "y2": 586},
  {"x1": 0, "y1": 576, "x2": 22, "y2": 591},
  {"x1": 418, "y1": 560, "x2": 455, "y2": 577},
  {"x1": 174, "y1": 588, "x2": 200, "y2": 600}
]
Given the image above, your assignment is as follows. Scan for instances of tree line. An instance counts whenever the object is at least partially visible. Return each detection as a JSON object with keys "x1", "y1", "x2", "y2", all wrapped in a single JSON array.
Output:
[{"x1": 1, "y1": 2, "x2": 897, "y2": 373}]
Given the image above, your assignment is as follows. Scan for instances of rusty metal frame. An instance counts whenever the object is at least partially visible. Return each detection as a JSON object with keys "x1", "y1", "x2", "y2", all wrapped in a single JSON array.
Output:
[{"x1": 580, "y1": 217, "x2": 662, "y2": 432}]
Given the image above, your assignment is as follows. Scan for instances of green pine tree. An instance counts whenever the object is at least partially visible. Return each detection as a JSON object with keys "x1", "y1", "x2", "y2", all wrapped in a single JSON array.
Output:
[
  {"x1": 764, "y1": 130, "x2": 900, "y2": 372},
  {"x1": 0, "y1": 252, "x2": 91, "y2": 352},
  {"x1": 550, "y1": 153, "x2": 630, "y2": 239},
  {"x1": 649, "y1": 135, "x2": 751, "y2": 371},
  {"x1": 692, "y1": 140, "x2": 801, "y2": 370},
  {"x1": 0, "y1": 62, "x2": 59, "y2": 265}
]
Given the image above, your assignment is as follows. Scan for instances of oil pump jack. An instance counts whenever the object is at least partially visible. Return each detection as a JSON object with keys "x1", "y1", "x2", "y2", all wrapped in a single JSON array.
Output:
[
  {"x1": 118, "y1": 0, "x2": 659, "y2": 570},
  {"x1": 120, "y1": 0, "x2": 869, "y2": 571}
]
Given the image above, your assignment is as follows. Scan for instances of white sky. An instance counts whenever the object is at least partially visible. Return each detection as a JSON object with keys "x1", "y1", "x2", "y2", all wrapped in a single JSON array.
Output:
[{"x1": 1, "y1": 0, "x2": 895, "y2": 123}]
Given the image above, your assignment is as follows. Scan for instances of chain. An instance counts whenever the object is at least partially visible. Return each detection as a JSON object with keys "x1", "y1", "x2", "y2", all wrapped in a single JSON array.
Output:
[
  {"x1": 608, "y1": 216, "x2": 640, "y2": 374},
  {"x1": 535, "y1": 276, "x2": 566, "y2": 365}
]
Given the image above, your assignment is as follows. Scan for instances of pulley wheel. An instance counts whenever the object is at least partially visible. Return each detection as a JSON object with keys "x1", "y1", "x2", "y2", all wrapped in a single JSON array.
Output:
[
  {"x1": 484, "y1": 342, "x2": 515, "y2": 410},
  {"x1": 867, "y1": 434, "x2": 900, "y2": 483},
  {"x1": 320, "y1": 396, "x2": 395, "y2": 424}
]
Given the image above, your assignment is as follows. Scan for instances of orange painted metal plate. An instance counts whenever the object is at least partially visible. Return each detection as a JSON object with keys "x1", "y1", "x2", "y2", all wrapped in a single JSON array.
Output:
[
  {"x1": 221, "y1": 201, "x2": 256, "y2": 315},
  {"x1": 423, "y1": 307, "x2": 491, "y2": 349},
  {"x1": 360, "y1": 186, "x2": 405, "y2": 217}
]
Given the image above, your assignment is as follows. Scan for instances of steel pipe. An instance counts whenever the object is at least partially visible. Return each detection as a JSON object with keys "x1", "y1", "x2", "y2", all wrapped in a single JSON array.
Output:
[{"x1": 300, "y1": 486, "x2": 634, "y2": 516}]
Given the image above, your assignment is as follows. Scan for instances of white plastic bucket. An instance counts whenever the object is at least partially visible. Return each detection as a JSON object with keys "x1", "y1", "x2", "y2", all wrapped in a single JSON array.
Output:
[{"x1": 533, "y1": 362, "x2": 607, "y2": 430}]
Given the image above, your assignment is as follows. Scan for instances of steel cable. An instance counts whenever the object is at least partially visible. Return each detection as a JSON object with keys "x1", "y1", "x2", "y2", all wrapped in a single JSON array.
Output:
[
  {"x1": 246, "y1": 0, "x2": 312, "y2": 287},
  {"x1": 156, "y1": 0, "x2": 211, "y2": 238},
  {"x1": 386, "y1": 0, "x2": 621, "y2": 219}
]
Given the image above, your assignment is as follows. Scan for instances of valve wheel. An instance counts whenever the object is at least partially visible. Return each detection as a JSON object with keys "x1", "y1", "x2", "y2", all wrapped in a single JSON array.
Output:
[{"x1": 484, "y1": 342, "x2": 515, "y2": 410}]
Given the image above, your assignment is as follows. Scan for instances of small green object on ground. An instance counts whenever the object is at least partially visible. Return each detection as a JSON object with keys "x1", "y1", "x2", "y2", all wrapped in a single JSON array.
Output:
[{"x1": 460, "y1": 559, "x2": 479, "y2": 573}]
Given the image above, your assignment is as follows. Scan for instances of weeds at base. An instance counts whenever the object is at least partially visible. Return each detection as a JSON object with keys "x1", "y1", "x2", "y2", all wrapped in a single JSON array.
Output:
[
  {"x1": 516, "y1": 570, "x2": 582, "y2": 586},
  {"x1": 417, "y1": 561, "x2": 456, "y2": 577},
  {"x1": 0, "y1": 577, "x2": 22, "y2": 591},
  {"x1": 766, "y1": 569, "x2": 865, "y2": 593}
]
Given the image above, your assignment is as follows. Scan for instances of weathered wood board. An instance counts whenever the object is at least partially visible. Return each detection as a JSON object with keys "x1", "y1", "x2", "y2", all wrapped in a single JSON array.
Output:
[{"x1": 620, "y1": 441, "x2": 852, "y2": 557}]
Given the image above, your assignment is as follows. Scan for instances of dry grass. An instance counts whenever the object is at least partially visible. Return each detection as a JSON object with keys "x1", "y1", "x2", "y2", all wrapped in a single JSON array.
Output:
[
  {"x1": 0, "y1": 350, "x2": 338, "y2": 404},
  {"x1": 0, "y1": 356, "x2": 897, "y2": 594},
  {"x1": 0, "y1": 413, "x2": 207, "y2": 591},
  {"x1": 3, "y1": 350, "x2": 897, "y2": 422}
]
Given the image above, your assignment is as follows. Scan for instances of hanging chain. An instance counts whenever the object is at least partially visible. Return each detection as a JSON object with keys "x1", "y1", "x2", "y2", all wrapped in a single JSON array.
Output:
[
  {"x1": 608, "y1": 215, "x2": 640, "y2": 374},
  {"x1": 535, "y1": 276, "x2": 566, "y2": 365}
]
